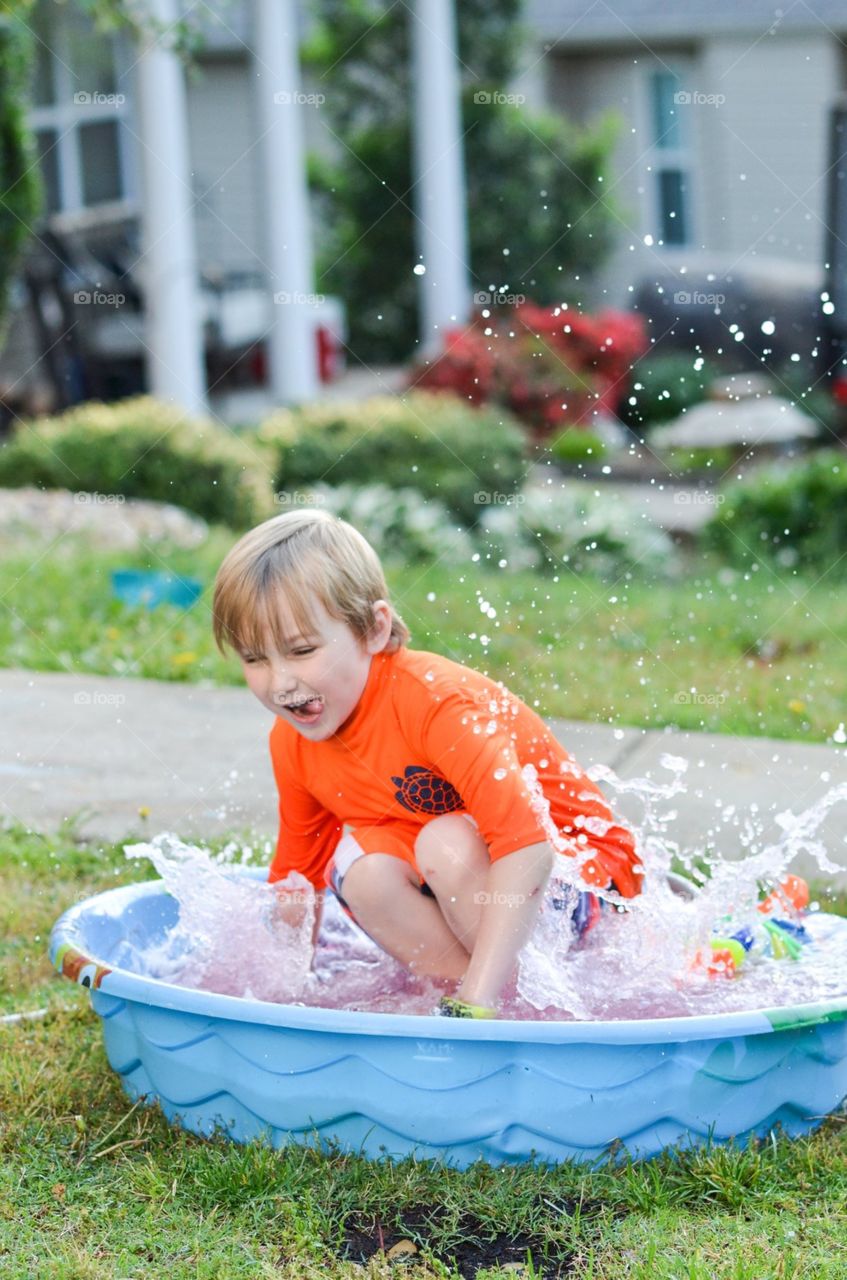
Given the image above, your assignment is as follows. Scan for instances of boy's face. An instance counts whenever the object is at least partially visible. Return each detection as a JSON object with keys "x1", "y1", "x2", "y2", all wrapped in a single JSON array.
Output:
[{"x1": 239, "y1": 593, "x2": 393, "y2": 740}]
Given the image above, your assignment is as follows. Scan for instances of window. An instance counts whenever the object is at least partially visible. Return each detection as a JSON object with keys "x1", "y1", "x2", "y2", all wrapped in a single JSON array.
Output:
[
  {"x1": 27, "y1": 0, "x2": 134, "y2": 217},
  {"x1": 646, "y1": 69, "x2": 693, "y2": 247}
]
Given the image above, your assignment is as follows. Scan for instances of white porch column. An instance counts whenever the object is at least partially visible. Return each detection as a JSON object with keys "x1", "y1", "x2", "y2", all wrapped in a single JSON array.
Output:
[
  {"x1": 135, "y1": 0, "x2": 206, "y2": 416},
  {"x1": 253, "y1": 0, "x2": 319, "y2": 404},
  {"x1": 409, "y1": 0, "x2": 471, "y2": 354}
]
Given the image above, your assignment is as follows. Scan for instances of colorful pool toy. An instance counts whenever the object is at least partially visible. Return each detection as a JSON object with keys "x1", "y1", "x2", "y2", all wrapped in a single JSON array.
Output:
[
  {"x1": 50, "y1": 870, "x2": 847, "y2": 1167},
  {"x1": 696, "y1": 875, "x2": 813, "y2": 979}
]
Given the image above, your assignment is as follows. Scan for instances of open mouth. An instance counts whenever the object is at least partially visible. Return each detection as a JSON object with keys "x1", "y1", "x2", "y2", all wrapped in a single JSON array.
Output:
[{"x1": 285, "y1": 697, "x2": 324, "y2": 724}]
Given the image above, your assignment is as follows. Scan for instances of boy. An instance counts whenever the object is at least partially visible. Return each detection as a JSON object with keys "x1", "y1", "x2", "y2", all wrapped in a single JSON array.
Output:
[{"x1": 213, "y1": 509, "x2": 641, "y2": 1017}]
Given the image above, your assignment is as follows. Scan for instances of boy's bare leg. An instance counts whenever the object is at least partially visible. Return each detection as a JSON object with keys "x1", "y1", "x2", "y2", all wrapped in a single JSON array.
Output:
[
  {"x1": 414, "y1": 814, "x2": 491, "y2": 950},
  {"x1": 416, "y1": 815, "x2": 554, "y2": 1009},
  {"x1": 340, "y1": 852, "x2": 471, "y2": 981}
]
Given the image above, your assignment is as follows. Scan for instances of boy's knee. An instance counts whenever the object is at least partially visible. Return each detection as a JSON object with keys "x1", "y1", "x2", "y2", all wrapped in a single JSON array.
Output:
[
  {"x1": 414, "y1": 813, "x2": 486, "y2": 883},
  {"x1": 341, "y1": 853, "x2": 409, "y2": 915}
]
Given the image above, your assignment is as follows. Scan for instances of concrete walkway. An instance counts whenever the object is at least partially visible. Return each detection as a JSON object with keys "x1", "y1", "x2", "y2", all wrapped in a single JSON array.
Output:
[{"x1": 3, "y1": 667, "x2": 846, "y2": 884}]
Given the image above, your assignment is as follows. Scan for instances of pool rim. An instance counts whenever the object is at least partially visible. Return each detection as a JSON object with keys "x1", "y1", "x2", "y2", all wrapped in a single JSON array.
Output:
[{"x1": 50, "y1": 872, "x2": 847, "y2": 1046}]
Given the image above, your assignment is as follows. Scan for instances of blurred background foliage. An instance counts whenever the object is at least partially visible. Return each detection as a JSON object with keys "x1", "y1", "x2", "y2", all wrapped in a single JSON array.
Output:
[{"x1": 305, "y1": 0, "x2": 620, "y2": 361}]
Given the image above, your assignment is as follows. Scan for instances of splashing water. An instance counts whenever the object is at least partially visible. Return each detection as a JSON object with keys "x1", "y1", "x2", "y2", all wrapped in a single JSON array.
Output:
[
  {"x1": 123, "y1": 755, "x2": 847, "y2": 1021},
  {"x1": 123, "y1": 834, "x2": 448, "y2": 1014}
]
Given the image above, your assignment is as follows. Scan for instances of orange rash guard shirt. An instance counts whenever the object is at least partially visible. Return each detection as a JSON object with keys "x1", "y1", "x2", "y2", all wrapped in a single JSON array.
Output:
[{"x1": 267, "y1": 646, "x2": 642, "y2": 899}]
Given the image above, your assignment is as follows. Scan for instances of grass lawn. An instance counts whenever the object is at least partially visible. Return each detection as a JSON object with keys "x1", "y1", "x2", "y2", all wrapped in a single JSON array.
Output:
[
  {"x1": 1, "y1": 529, "x2": 846, "y2": 742},
  {"x1": 2, "y1": 822, "x2": 846, "y2": 1279}
]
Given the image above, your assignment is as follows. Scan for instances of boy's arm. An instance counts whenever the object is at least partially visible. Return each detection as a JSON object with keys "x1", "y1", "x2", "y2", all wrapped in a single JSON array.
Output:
[{"x1": 455, "y1": 839, "x2": 554, "y2": 1010}]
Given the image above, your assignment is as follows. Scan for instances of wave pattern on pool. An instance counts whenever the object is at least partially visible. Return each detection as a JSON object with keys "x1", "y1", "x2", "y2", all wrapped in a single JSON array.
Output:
[{"x1": 50, "y1": 874, "x2": 847, "y2": 1166}]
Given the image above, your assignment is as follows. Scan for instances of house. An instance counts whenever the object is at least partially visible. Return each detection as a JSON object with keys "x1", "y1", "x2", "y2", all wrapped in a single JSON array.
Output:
[
  {"x1": 518, "y1": 0, "x2": 843, "y2": 311},
  {"x1": 2, "y1": 0, "x2": 844, "y2": 416}
]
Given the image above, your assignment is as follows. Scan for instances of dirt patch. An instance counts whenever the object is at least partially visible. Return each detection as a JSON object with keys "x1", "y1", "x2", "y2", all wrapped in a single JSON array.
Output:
[{"x1": 340, "y1": 1201, "x2": 576, "y2": 1278}]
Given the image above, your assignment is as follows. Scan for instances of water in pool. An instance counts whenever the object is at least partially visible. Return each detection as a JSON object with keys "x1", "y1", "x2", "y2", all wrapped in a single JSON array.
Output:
[{"x1": 121, "y1": 753, "x2": 847, "y2": 1021}]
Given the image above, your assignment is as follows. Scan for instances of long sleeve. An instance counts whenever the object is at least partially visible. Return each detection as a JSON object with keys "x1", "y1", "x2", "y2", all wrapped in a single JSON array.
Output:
[{"x1": 267, "y1": 724, "x2": 343, "y2": 887}]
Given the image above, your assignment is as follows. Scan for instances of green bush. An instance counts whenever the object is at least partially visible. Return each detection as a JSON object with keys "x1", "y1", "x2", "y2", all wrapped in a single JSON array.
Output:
[
  {"x1": 666, "y1": 445, "x2": 739, "y2": 475},
  {"x1": 0, "y1": 14, "x2": 42, "y2": 355},
  {"x1": 0, "y1": 397, "x2": 275, "y2": 529},
  {"x1": 550, "y1": 429, "x2": 607, "y2": 465},
  {"x1": 620, "y1": 353, "x2": 715, "y2": 432},
  {"x1": 706, "y1": 449, "x2": 847, "y2": 571},
  {"x1": 258, "y1": 392, "x2": 527, "y2": 526}
]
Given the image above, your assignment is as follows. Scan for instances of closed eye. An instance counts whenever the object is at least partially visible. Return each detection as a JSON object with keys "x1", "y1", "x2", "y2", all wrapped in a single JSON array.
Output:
[{"x1": 291, "y1": 647, "x2": 315, "y2": 656}]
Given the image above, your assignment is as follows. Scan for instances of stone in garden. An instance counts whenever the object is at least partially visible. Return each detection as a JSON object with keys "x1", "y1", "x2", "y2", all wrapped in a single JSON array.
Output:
[
  {"x1": 708, "y1": 372, "x2": 775, "y2": 401},
  {"x1": 650, "y1": 396, "x2": 819, "y2": 450},
  {"x1": 0, "y1": 486, "x2": 209, "y2": 550}
]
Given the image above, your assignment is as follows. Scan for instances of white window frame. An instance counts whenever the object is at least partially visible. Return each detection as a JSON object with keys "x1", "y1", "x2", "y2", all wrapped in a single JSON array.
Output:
[
  {"x1": 27, "y1": 4, "x2": 137, "y2": 218},
  {"x1": 637, "y1": 61, "x2": 697, "y2": 251}
]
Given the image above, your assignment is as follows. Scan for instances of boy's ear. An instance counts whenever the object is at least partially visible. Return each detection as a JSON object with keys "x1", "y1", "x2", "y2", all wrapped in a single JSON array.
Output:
[{"x1": 365, "y1": 599, "x2": 393, "y2": 653}]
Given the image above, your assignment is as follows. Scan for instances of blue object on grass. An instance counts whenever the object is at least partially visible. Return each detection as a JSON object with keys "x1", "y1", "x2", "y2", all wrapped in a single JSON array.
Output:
[
  {"x1": 111, "y1": 569, "x2": 202, "y2": 609},
  {"x1": 49, "y1": 869, "x2": 847, "y2": 1167}
]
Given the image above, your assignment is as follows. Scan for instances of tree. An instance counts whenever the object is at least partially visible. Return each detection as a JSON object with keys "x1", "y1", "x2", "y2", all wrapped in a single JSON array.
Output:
[
  {"x1": 0, "y1": 5, "x2": 42, "y2": 357},
  {"x1": 305, "y1": 0, "x2": 621, "y2": 362}
]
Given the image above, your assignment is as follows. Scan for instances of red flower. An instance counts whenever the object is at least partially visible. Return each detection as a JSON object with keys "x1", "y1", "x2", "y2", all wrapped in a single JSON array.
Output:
[{"x1": 410, "y1": 301, "x2": 648, "y2": 437}]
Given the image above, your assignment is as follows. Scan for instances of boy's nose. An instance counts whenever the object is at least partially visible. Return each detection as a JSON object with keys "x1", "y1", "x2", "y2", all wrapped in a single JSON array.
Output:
[{"x1": 268, "y1": 662, "x2": 297, "y2": 698}]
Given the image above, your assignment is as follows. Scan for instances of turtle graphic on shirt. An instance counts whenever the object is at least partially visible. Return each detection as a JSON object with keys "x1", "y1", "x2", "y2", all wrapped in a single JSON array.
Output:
[{"x1": 391, "y1": 765, "x2": 464, "y2": 815}]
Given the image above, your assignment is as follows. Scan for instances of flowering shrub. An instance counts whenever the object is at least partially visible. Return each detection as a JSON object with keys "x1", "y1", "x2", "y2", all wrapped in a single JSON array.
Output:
[
  {"x1": 280, "y1": 479, "x2": 672, "y2": 580},
  {"x1": 412, "y1": 302, "x2": 648, "y2": 438},
  {"x1": 268, "y1": 478, "x2": 675, "y2": 583},
  {"x1": 300, "y1": 483, "x2": 475, "y2": 565},
  {"x1": 477, "y1": 484, "x2": 673, "y2": 577}
]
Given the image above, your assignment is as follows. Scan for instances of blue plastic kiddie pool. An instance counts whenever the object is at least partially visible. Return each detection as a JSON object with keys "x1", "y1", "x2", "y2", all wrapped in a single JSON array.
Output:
[{"x1": 50, "y1": 870, "x2": 847, "y2": 1166}]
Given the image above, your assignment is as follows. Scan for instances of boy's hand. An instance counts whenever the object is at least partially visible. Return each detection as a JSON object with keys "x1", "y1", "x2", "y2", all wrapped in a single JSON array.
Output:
[
  {"x1": 267, "y1": 883, "x2": 325, "y2": 953},
  {"x1": 268, "y1": 884, "x2": 311, "y2": 931}
]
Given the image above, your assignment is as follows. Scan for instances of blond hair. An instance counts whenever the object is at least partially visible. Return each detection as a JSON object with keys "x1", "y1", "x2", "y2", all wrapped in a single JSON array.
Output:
[{"x1": 212, "y1": 509, "x2": 410, "y2": 658}]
